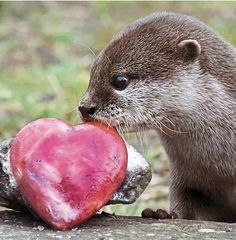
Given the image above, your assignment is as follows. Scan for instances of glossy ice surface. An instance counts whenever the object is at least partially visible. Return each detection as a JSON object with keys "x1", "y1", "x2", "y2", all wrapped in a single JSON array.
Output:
[{"x1": 10, "y1": 118, "x2": 128, "y2": 230}]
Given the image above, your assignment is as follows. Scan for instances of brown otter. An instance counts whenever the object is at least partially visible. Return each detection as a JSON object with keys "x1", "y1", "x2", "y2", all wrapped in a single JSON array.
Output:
[{"x1": 78, "y1": 12, "x2": 236, "y2": 222}]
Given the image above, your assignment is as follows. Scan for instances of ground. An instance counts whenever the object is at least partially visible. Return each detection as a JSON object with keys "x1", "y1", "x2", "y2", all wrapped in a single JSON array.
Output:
[{"x1": 0, "y1": 210, "x2": 235, "y2": 240}]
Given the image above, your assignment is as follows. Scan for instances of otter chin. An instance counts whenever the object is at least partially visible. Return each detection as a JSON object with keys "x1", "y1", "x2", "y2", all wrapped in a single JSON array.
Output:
[{"x1": 78, "y1": 12, "x2": 236, "y2": 223}]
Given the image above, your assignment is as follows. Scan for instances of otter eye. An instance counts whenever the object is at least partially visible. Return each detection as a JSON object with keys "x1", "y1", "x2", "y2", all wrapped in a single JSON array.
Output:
[{"x1": 113, "y1": 75, "x2": 129, "y2": 90}]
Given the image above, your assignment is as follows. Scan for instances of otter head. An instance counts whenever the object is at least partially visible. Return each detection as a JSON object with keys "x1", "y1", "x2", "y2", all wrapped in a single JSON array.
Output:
[{"x1": 78, "y1": 13, "x2": 202, "y2": 132}]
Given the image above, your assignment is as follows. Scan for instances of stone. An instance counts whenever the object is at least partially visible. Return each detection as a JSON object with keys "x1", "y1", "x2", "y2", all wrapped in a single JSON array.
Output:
[{"x1": 0, "y1": 210, "x2": 235, "y2": 240}]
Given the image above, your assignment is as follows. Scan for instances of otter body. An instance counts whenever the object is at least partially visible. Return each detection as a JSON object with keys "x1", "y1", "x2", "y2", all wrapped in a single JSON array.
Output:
[{"x1": 79, "y1": 13, "x2": 236, "y2": 222}]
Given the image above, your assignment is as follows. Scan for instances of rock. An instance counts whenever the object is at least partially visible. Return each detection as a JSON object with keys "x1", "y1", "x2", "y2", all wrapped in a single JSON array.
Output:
[{"x1": 0, "y1": 210, "x2": 235, "y2": 240}]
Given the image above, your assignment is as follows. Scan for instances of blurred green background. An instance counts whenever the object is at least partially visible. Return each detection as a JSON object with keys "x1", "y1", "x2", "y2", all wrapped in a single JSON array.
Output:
[{"x1": 0, "y1": 1, "x2": 236, "y2": 216}]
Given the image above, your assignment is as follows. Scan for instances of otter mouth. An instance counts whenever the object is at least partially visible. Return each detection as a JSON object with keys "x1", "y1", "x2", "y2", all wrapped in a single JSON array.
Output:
[{"x1": 79, "y1": 114, "x2": 147, "y2": 133}]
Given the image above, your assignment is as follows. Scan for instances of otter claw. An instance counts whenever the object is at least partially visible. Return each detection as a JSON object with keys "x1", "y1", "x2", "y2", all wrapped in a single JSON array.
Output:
[{"x1": 142, "y1": 208, "x2": 178, "y2": 220}]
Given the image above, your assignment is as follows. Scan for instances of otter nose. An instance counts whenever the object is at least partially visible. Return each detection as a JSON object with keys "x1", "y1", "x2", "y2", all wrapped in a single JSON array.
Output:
[{"x1": 78, "y1": 105, "x2": 96, "y2": 118}]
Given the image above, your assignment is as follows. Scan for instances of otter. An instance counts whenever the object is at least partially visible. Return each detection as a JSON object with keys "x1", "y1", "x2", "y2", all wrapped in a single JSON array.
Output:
[{"x1": 78, "y1": 12, "x2": 236, "y2": 222}]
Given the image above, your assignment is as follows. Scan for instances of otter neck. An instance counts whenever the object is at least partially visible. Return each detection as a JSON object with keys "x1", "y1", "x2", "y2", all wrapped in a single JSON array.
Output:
[{"x1": 158, "y1": 71, "x2": 236, "y2": 177}]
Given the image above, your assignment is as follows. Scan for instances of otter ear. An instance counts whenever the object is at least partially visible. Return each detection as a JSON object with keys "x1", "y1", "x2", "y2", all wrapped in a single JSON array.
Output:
[{"x1": 177, "y1": 39, "x2": 201, "y2": 62}]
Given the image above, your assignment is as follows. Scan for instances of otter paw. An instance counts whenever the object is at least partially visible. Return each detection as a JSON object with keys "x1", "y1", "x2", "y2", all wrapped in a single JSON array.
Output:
[{"x1": 141, "y1": 208, "x2": 178, "y2": 220}]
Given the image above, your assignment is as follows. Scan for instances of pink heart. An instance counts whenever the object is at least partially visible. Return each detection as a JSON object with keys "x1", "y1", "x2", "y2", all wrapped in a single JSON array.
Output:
[{"x1": 10, "y1": 118, "x2": 127, "y2": 230}]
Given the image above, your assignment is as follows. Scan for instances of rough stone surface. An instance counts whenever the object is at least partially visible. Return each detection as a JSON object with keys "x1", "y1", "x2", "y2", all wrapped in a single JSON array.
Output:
[{"x1": 0, "y1": 210, "x2": 235, "y2": 240}]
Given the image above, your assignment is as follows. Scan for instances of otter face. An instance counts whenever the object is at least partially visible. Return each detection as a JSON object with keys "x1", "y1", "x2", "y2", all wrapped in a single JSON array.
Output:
[{"x1": 78, "y1": 13, "x2": 201, "y2": 132}]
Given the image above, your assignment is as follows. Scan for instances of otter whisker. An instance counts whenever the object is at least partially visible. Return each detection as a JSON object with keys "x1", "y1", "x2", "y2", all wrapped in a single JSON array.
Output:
[
  {"x1": 64, "y1": 107, "x2": 78, "y2": 115},
  {"x1": 93, "y1": 47, "x2": 111, "y2": 64},
  {"x1": 162, "y1": 116, "x2": 176, "y2": 127},
  {"x1": 77, "y1": 42, "x2": 97, "y2": 60},
  {"x1": 160, "y1": 120, "x2": 187, "y2": 134},
  {"x1": 153, "y1": 121, "x2": 173, "y2": 138},
  {"x1": 117, "y1": 122, "x2": 125, "y2": 136}
]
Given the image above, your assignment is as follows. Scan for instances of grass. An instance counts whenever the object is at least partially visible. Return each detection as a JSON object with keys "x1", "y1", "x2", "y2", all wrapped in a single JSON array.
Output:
[
  {"x1": 0, "y1": 1, "x2": 236, "y2": 216},
  {"x1": 0, "y1": 62, "x2": 89, "y2": 139}
]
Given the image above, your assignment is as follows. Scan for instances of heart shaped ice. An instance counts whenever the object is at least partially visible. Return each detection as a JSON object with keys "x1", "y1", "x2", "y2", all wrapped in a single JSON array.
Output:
[{"x1": 10, "y1": 118, "x2": 127, "y2": 230}]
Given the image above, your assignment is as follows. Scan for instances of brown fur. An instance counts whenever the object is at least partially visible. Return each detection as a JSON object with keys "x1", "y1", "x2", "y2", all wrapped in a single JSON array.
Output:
[{"x1": 79, "y1": 12, "x2": 236, "y2": 222}]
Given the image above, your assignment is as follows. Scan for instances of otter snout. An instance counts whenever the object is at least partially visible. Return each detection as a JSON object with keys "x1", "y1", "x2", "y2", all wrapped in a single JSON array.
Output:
[
  {"x1": 78, "y1": 94, "x2": 97, "y2": 120},
  {"x1": 78, "y1": 105, "x2": 96, "y2": 118}
]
